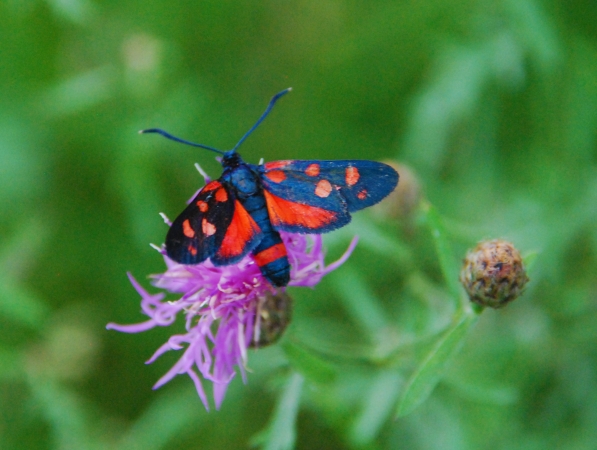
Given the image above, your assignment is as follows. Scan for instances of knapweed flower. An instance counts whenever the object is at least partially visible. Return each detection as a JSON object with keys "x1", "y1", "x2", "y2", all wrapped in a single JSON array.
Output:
[
  {"x1": 460, "y1": 239, "x2": 529, "y2": 309},
  {"x1": 107, "y1": 231, "x2": 357, "y2": 410}
]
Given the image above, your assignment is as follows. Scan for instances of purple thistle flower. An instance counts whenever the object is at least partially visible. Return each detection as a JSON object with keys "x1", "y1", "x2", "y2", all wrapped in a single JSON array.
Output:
[{"x1": 107, "y1": 231, "x2": 357, "y2": 410}]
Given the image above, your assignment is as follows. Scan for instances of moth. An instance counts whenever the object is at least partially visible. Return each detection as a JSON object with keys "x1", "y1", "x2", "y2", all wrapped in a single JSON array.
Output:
[{"x1": 142, "y1": 89, "x2": 398, "y2": 286}]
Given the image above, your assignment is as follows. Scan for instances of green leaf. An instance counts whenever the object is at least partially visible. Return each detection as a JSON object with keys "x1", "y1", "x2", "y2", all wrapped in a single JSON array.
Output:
[
  {"x1": 523, "y1": 250, "x2": 539, "y2": 276},
  {"x1": 396, "y1": 311, "x2": 478, "y2": 417},
  {"x1": 0, "y1": 276, "x2": 49, "y2": 328},
  {"x1": 331, "y1": 266, "x2": 390, "y2": 340},
  {"x1": 251, "y1": 372, "x2": 304, "y2": 450},
  {"x1": 421, "y1": 202, "x2": 462, "y2": 306},
  {"x1": 349, "y1": 369, "x2": 402, "y2": 446},
  {"x1": 503, "y1": 0, "x2": 560, "y2": 68},
  {"x1": 0, "y1": 346, "x2": 22, "y2": 380},
  {"x1": 116, "y1": 387, "x2": 203, "y2": 450},
  {"x1": 341, "y1": 215, "x2": 411, "y2": 265},
  {"x1": 445, "y1": 377, "x2": 519, "y2": 406},
  {"x1": 29, "y1": 379, "x2": 96, "y2": 450},
  {"x1": 282, "y1": 341, "x2": 336, "y2": 385},
  {"x1": 402, "y1": 44, "x2": 494, "y2": 174},
  {"x1": 46, "y1": 0, "x2": 96, "y2": 25},
  {"x1": 40, "y1": 66, "x2": 115, "y2": 116}
]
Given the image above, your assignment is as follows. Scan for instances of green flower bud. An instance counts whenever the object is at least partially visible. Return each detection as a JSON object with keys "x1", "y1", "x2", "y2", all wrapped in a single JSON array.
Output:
[
  {"x1": 373, "y1": 161, "x2": 421, "y2": 219},
  {"x1": 460, "y1": 239, "x2": 529, "y2": 308},
  {"x1": 249, "y1": 291, "x2": 293, "y2": 348}
]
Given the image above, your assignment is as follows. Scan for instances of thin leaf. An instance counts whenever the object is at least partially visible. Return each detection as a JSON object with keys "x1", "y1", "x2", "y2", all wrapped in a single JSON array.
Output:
[
  {"x1": 445, "y1": 377, "x2": 519, "y2": 406},
  {"x1": 349, "y1": 369, "x2": 402, "y2": 446},
  {"x1": 0, "y1": 276, "x2": 49, "y2": 328},
  {"x1": 40, "y1": 66, "x2": 115, "y2": 116},
  {"x1": 421, "y1": 202, "x2": 462, "y2": 306},
  {"x1": 396, "y1": 311, "x2": 478, "y2": 417},
  {"x1": 116, "y1": 387, "x2": 203, "y2": 450},
  {"x1": 282, "y1": 341, "x2": 336, "y2": 385},
  {"x1": 251, "y1": 372, "x2": 304, "y2": 450},
  {"x1": 337, "y1": 215, "x2": 411, "y2": 265},
  {"x1": 331, "y1": 266, "x2": 390, "y2": 340},
  {"x1": 46, "y1": 0, "x2": 95, "y2": 25},
  {"x1": 522, "y1": 250, "x2": 539, "y2": 276},
  {"x1": 0, "y1": 346, "x2": 22, "y2": 380},
  {"x1": 29, "y1": 379, "x2": 96, "y2": 450}
]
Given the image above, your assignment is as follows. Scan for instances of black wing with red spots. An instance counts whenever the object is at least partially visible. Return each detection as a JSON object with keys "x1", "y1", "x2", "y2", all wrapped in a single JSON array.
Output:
[
  {"x1": 165, "y1": 180, "x2": 262, "y2": 265},
  {"x1": 256, "y1": 159, "x2": 399, "y2": 233}
]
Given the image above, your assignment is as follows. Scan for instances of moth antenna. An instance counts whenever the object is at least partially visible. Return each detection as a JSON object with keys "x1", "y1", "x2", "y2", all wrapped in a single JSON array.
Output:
[
  {"x1": 140, "y1": 88, "x2": 292, "y2": 155},
  {"x1": 232, "y1": 88, "x2": 292, "y2": 151},
  {"x1": 139, "y1": 128, "x2": 226, "y2": 155}
]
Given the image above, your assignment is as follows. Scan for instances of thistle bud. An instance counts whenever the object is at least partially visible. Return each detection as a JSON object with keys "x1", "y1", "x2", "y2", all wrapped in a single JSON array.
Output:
[
  {"x1": 373, "y1": 161, "x2": 421, "y2": 219},
  {"x1": 460, "y1": 239, "x2": 529, "y2": 308},
  {"x1": 249, "y1": 291, "x2": 293, "y2": 348}
]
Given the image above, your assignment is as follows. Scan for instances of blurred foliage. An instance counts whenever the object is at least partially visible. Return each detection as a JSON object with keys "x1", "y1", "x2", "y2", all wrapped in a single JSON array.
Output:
[{"x1": 1, "y1": 0, "x2": 597, "y2": 449}]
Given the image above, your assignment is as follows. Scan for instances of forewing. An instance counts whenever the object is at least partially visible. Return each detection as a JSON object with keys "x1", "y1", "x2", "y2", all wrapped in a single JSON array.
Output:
[
  {"x1": 166, "y1": 180, "x2": 262, "y2": 265},
  {"x1": 323, "y1": 160, "x2": 398, "y2": 212},
  {"x1": 256, "y1": 160, "x2": 349, "y2": 233},
  {"x1": 257, "y1": 159, "x2": 398, "y2": 233}
]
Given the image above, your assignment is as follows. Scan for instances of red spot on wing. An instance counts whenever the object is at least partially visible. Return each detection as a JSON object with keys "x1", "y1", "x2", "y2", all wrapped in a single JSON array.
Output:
[
  {"x1": 182, "y1": 219, "x2": 195, "y2": 238},
  {"x1": 187, "y1": 244, "x2": 198, "y2": 256},
  {"x1": 305, "y1": 163, "x2": 320, "y2": 177},
  {"x1": 265, "y1": 170, "x2": 286, "y2": 183},
  {"x1": 315, "y1": 179, "x2": 332, "y2": 198},
  {"x1": 264, "y1": 160, "x2": 293, "y2": 170},
  {"x1": 197, "y1": 200, "x2": 208, "y2": 212},
  {"x1": 357, "y1": 189, "x2": 368, "y2": 200},
  {"x1": 345, "y1": 166, "x2": 360, "y2": 186},
  {"x1": 263, "y1": 190, "x2": 337, "y2": 229},
  {"x1": 217, "y1": 201, "x2": 261, "y2": 259},
  {"x1": 202, "y1": 181, "x2": 222, "y2": 192},
  {"x1": 202, "y1": 218, "x2": 216, "y2": 236},
  {"x1": 253, "y1": 243, "x2": 287, "y2": 267},
  {"x1": 215, "y1": 187, "x2": 228, "y2": 202}
]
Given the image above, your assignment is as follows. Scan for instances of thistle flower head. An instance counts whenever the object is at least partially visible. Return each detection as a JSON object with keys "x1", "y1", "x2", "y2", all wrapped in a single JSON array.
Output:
[
  {"x1": 460, "y1": 239, "x2": 529, "y2": 309},
  {"x1": 107, "y1": 232, "x2": 357, "y2": 410}
]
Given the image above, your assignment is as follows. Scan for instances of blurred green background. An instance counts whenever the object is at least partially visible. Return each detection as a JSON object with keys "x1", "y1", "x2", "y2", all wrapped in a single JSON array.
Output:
[{"x1": 2, "y1": 0, "x2": 597, "y2": 449}]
